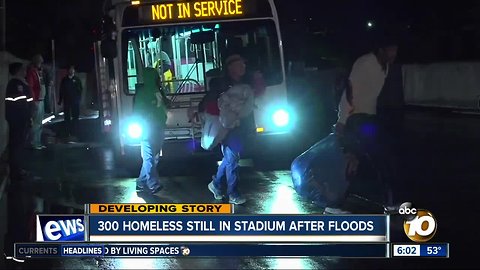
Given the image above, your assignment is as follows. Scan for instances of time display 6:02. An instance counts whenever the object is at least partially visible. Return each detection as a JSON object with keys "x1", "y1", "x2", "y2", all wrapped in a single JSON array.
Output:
[
  {"x1": 397, "y1": 246, "x2": 416, "y2": 254},
  {"x1": 393, "y1": 245, "x2": 420, "y2": 256}
]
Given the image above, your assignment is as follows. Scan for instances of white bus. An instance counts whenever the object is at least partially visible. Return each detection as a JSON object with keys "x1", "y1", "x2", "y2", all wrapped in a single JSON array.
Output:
[{"x1": 95, "y1": 0, "x2": 293, "y2": 160}]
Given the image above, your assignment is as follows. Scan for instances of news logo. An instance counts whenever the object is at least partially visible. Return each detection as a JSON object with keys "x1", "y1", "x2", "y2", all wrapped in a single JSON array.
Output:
[
  {"x1": 36, "y1": 215, "x2": 85, "y2": 242},
  {"x1": 181, "y1": 246, "x2": 190, "y2": 256},
  {"x1": 399, "y1": 202, "x2": 437, "y2": 242}
]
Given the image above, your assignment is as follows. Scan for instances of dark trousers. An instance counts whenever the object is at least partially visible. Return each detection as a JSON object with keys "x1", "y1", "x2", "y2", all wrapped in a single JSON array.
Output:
[
  {"x1": 64, "y1": 102, "x2": 80, "y2": 136},
  {"x1": 344, "y1": 113, "x2": 399, "y2": 205},
  {"x1": 4, "y1": 187, "x2": 33, "y2": 257},
  {"x1": 377, "y1": 108, "x2": 405, "y2": 153},
  {"x1": 7, "y1": 120, "x2": 28, "y2": 181},
  {"x1": 5, "y1": 120, "x2": 32, "y2": 257}
]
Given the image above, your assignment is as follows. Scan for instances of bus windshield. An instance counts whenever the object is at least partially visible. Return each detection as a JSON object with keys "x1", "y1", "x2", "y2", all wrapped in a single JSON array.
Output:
[{"x1": 121, "y1": 19, "x2": 282, "y2": 95}]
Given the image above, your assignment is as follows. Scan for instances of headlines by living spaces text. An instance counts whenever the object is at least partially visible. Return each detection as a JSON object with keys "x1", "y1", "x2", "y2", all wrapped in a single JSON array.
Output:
[{"x1": 14, "y1": 243, "x2": 390, "y2": 258}]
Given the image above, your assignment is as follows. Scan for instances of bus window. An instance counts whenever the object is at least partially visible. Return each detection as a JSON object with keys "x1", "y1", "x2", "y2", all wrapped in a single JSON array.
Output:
[
  {"x1": 121, "y1": 19, "x2": 282, "y2": 95},
  {"x1": 122, "y1": 30, "x2": 177, "y2": 95}
]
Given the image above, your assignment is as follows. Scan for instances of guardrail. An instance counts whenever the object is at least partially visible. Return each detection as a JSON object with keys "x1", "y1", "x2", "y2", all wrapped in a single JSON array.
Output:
[{"x1": 404, "y1": 104, "x2": 480, "y2": 116}]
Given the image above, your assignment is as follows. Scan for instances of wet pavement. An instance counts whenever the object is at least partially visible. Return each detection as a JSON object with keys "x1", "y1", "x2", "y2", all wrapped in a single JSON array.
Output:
[{"x1": 2, "y1": 110, "x2": 479, "y2": 269}]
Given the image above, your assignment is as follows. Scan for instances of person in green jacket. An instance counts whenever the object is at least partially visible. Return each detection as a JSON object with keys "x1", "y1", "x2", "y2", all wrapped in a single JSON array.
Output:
[{"x1": 134, "y1": 67, "x2": 170, "y2": 194}]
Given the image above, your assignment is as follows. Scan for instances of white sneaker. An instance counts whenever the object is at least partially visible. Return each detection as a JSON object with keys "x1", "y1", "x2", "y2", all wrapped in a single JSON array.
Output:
[
  {"x1": 229, "y1": 195, "x2": 246, "y2": 205},
  {"x1": 208, "y1": 181, "x2": 224, "y2": 200},
  {"x1": 384, "y1": 204, "x2": 400, "y2": 214},
  {"x1": 323, "y1": 207, "x2": 351, "y2": 214}
]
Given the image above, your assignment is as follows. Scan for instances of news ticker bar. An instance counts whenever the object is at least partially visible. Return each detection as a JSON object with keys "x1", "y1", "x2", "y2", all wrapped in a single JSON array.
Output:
[
  {"x1": 14, "y1": 243, "x2": 450, "y2": 258},
  {"x1": 392, "y1": 243, "x2": 449, "y2": 258},
  {"x1": 15, "y1": 243, "x2": 388, "y2": 258}
]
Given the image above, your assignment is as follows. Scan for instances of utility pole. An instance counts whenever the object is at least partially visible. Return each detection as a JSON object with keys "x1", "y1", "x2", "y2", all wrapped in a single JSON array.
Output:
[
  {"x1": 52, "y1": 39, "x2": 57, "y2": 115},
  {"x1": 0, "y1": 0, "x2": 5, "y2": 51}
]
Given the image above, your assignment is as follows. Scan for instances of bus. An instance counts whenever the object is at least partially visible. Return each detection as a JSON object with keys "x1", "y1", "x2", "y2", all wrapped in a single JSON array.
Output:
[{"x1": 95, "y1": 0, "x2": 293, "y2": 161}]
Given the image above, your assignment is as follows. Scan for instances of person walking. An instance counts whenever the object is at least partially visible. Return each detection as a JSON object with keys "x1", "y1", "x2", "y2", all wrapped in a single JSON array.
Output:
[
  {"x1": 134, "y1": 67, "x2": 170, "y2": 194},
  {"x1": 204, "y1": 54, "x2": 261, "y2": 205}
]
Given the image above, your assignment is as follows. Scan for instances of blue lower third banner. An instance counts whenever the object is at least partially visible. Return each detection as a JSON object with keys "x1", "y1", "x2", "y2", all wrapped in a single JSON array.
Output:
[
  {"x1": 88, "y1": 215, "x2": 388, "y2": 242},
  {"x1": 14, "y1": 243, "x2": 388, "y2": 258}
]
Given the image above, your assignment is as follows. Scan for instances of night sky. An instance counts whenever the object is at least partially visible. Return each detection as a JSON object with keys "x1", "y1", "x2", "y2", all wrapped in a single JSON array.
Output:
[
  {"x1": 5, "y1": 0, "x2": 480, "y2": 71},
  {"x1": 5, "y1": 0, "x2": 103, "y2": 71}
]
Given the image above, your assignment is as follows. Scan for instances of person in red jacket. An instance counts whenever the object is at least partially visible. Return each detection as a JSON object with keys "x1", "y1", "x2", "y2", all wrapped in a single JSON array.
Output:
[{"x1": 26, "y1": 54, "x2": 48, "y2": 150}]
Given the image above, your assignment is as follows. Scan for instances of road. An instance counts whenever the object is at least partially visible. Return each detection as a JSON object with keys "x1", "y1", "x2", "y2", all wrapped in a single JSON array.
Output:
[{"x1": 2, "y1": 110, "x2": 479, "y2": 269}]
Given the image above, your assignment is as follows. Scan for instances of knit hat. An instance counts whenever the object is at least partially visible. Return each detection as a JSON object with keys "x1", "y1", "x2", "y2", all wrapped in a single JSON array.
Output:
[{"x1": 225, "y1": 54, "x2": 245, "y2": 66}]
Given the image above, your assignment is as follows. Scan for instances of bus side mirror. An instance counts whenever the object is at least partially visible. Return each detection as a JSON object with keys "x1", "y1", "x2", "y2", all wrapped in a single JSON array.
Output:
[
  {"x1": 190, "y1": 31, "x2": 215, "y2": 44},
  {"x1": 101, "y1": 39, "x2": 117, "y2": 59}
]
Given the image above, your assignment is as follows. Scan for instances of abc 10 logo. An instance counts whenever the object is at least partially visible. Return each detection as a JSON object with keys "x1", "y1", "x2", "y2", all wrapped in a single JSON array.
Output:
[{"x1": 399, "y1": 202, "x2": 437, "y2": 242}]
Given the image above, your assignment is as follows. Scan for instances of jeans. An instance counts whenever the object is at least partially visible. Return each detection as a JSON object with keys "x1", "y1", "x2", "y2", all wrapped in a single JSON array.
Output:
[
  {"x1": 137, "y1": 126, "x2": 165, "y2": 190},
  {"x1": 213, "y1": 145, "x2": 240, "y2": 198},
  {"x1": 31, "y1": 101, "x2": 44, "y2": 147}
]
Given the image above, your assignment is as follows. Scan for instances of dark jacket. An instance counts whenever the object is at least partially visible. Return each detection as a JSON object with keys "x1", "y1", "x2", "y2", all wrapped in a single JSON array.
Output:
[
  {"x1": 199, "y1": 75, "x2": 255, "y2": 153},
  {"x1": 5, "y1": 78, "x2": 34, "y2": 123},
  {"x1": 59, "y1": 75, "x2": 82, "y2": 105}
]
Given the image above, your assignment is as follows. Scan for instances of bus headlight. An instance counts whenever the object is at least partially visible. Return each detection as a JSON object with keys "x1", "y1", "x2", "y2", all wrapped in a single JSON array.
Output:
[
  {"x1": 127, "y1": 122, "x2": 143, "y2": 139},
  {"x1": 272, "y1": 109, "x2": 290, "y2": 127}
]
